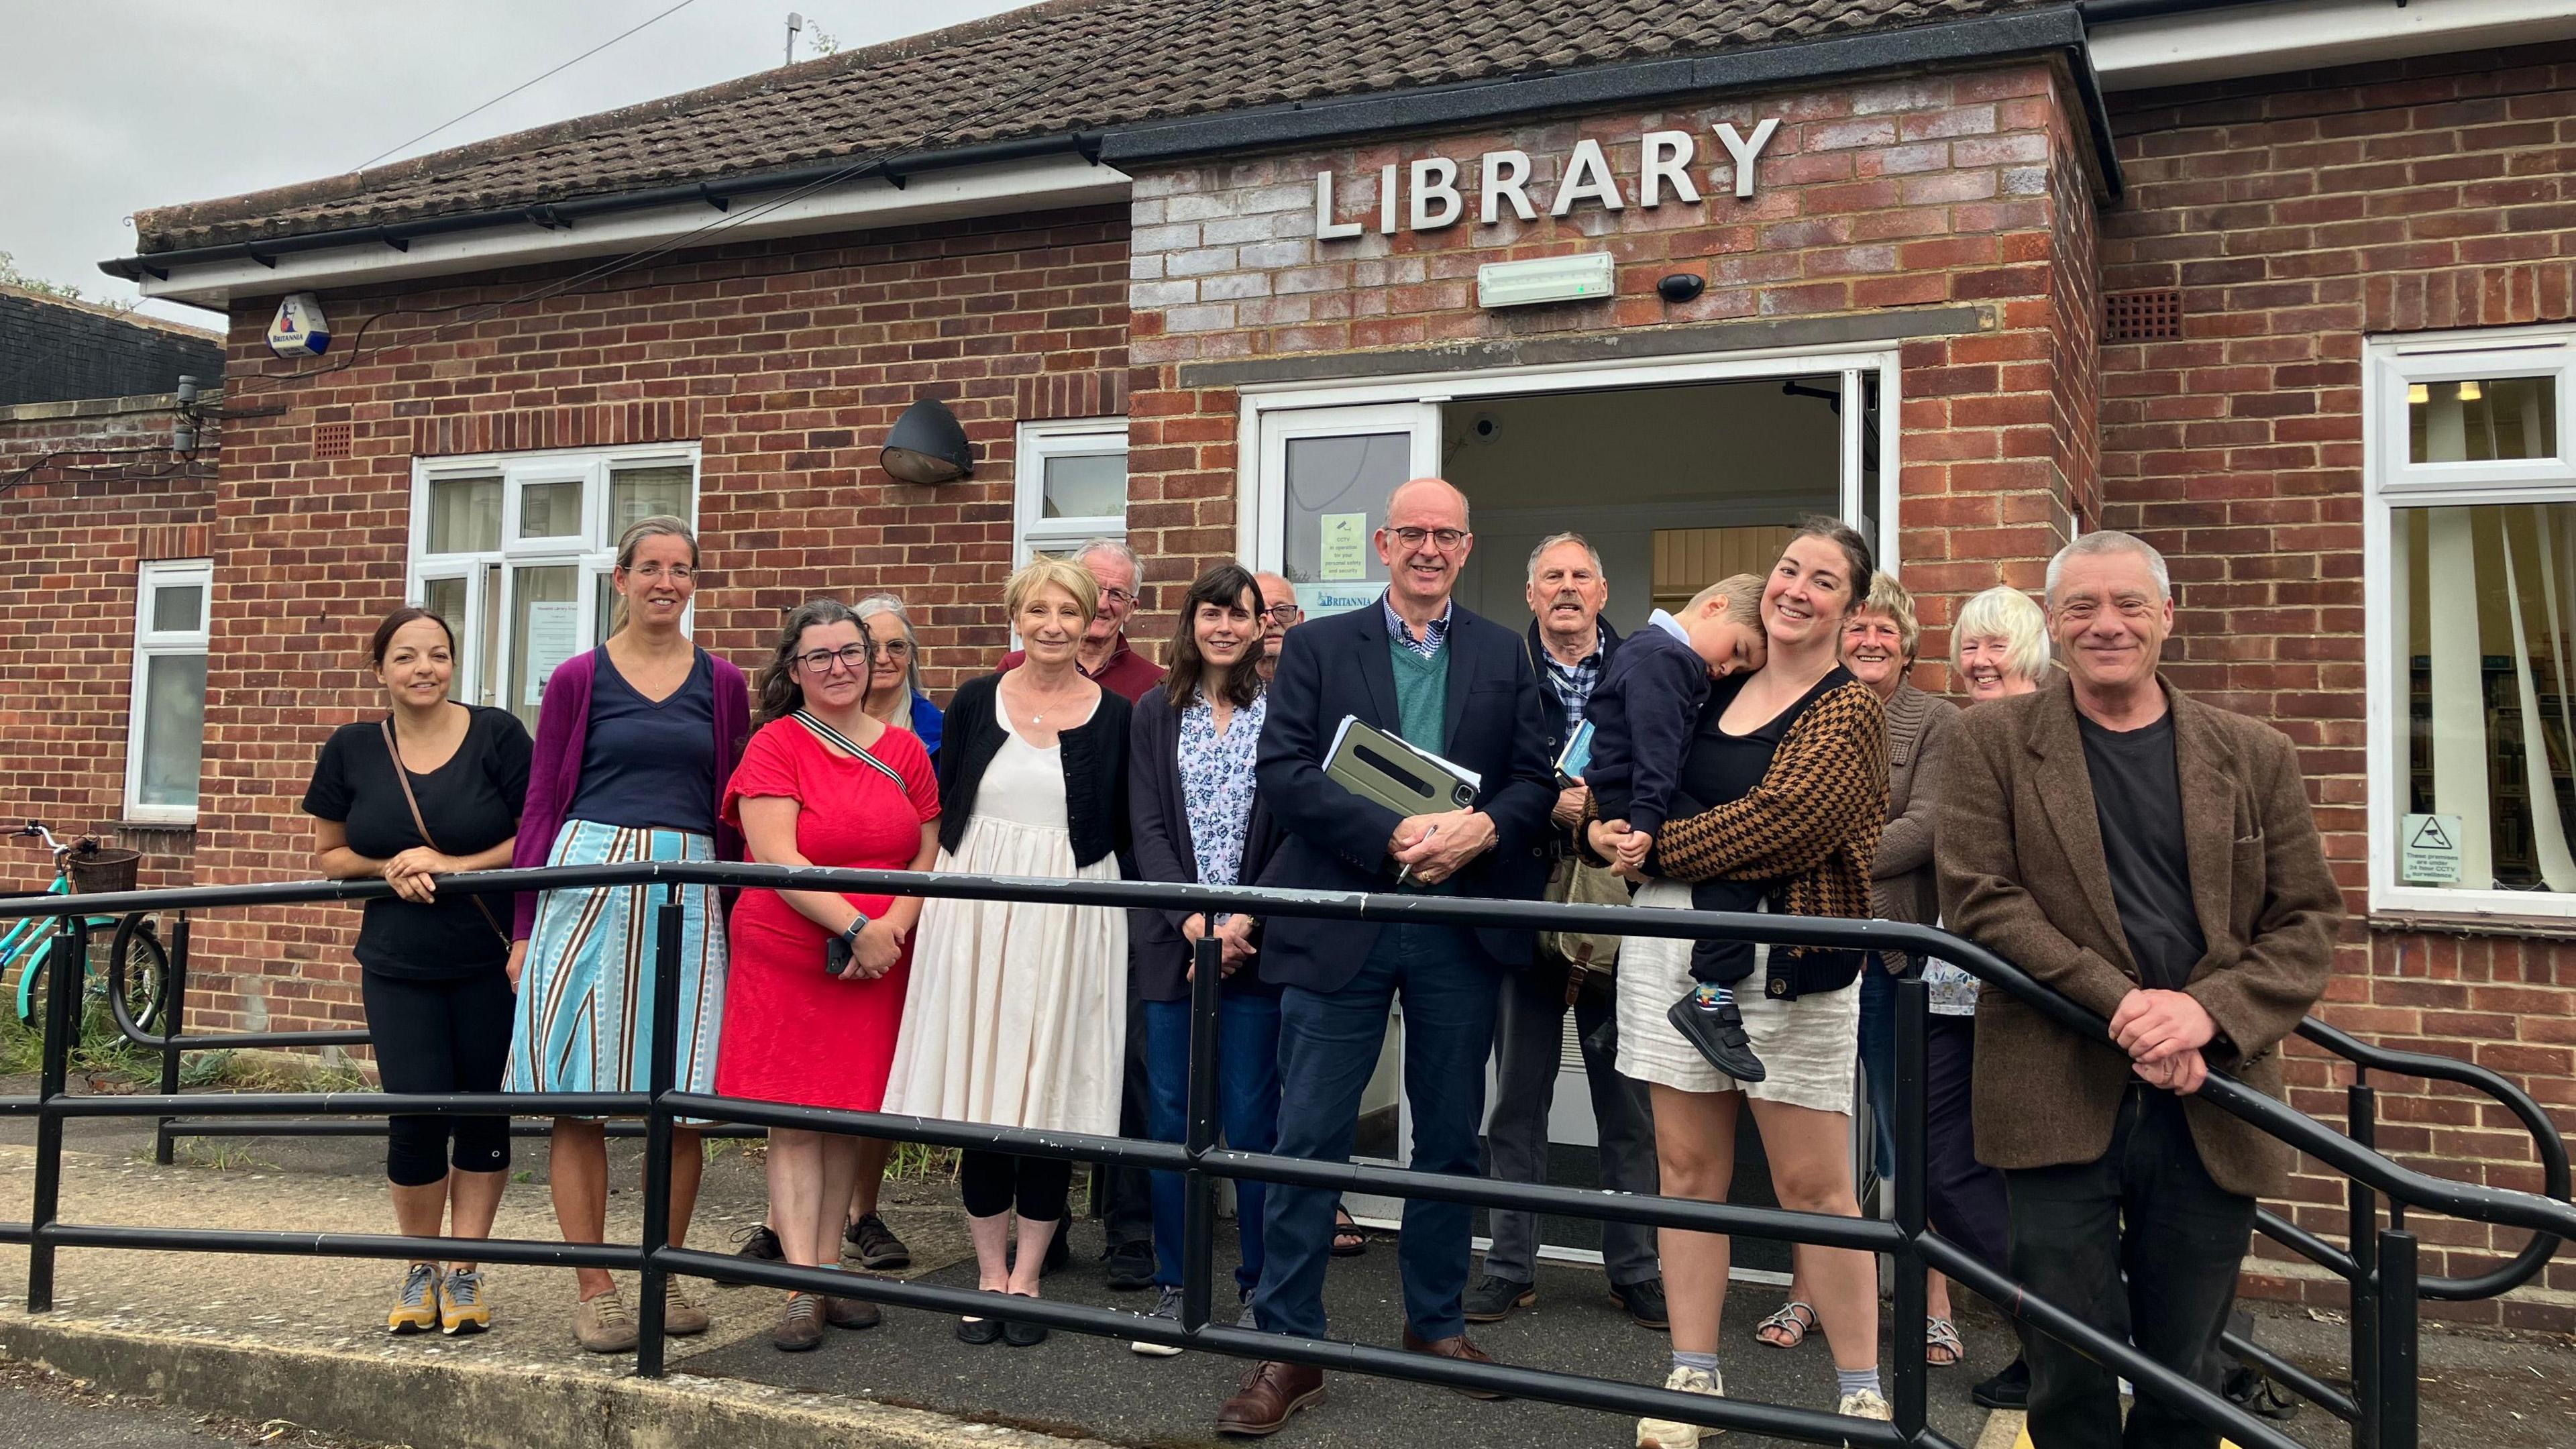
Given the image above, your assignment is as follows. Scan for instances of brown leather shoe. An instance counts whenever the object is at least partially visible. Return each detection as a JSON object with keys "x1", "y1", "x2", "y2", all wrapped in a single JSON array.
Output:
[
  {"x1": 1401, "y1": 1328, "x2": 1509, "y2": 1400},
  {"x1": 1216, "y1": 1360, "x2": 1326, "y2": 1436}
]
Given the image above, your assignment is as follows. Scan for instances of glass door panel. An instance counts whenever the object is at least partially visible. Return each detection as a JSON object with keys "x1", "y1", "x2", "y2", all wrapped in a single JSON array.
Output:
[
  {"x1": 1257, "y1": 402, "x2": 1440, "y2": 622},
  {"x1": 506, "y1": 565, "x2": 581, "y2": 733}
]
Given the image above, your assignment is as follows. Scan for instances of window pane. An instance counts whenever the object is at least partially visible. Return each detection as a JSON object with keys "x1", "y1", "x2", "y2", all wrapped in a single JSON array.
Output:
[
  {"x1": 1041, "y1": 451, "x2": 1126, "y2": 520},
  {"x1": 422, "y1": 577, "x2": 469, "y2": 701},
  {"x1": 425, "y1": 476, "x2": 501, "y2": 553},
  {"x1": 519, "y1": 480, "x2": 582, "y2": 539},
  {"x1": 1281, "y1": 432, "x2": 1413, "y2": 619},
  {"x1": 508, "y1": 566, "x2": 581, "y2": 733},
  {"x1": 2394, "y1": 501, "x2": 2576, "y2": 894},
  {"x1": 2408, "y1": 376, "x2": 2558, "y2": 463},
  {"x1": 608, "y1": 465, "x2": 692, "y2": 542},
  {"x1": 136, "y1": 653, "x2": 206, "y2": 810},
  {"x1": 150, "y1": 582, "x2": 204, "y2": 634}
]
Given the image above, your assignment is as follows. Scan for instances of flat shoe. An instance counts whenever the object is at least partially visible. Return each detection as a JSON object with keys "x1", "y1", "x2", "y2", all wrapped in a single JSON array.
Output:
[
  {"x1": 1006, "y1": 1317, "x2": 1050, "y2": 1347},
  {"x1": 957, "y1": 1316, "x2": 1004, "y2": 1345}
]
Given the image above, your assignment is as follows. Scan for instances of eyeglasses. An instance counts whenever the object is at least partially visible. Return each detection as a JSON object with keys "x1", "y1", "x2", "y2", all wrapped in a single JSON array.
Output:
[
  {"x1": 627, "y1": 563, "x2": 695, "y2": 582},
  {"x1": 795, "y1": 645, "x2": 873, "y2": 674},
  {"x1": 876, "y1": 639, "x2": 912, "y2": 658},
  {"x1": 1385, "y1": 527, "x2": 1468, "y2": 551},
  {"x1": 1260, "y1": 604, "x2": 1303, "y2": 625},
  {"x1": 1099, "y1": 586, "x2": 1138, "y2": 608}
]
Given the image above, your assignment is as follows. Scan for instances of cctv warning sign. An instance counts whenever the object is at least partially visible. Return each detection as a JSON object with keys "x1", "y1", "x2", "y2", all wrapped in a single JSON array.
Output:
[{"x1": 2400, "y1": 813, "x2": 2463, "y2": 884}]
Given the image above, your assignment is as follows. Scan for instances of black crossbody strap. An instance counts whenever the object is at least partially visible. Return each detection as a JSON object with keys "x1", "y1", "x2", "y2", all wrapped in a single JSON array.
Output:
[{"x1": 792, "y1": 710, "x2": 906, "y2": 788}]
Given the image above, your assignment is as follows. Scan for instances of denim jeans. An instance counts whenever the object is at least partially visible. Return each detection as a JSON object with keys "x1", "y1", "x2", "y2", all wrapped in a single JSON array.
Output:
[
  {"x1": 1253, "y1": 922, "x2": 1499, "y2": 1341},
  {"x1": 1143, "y1": 991, "x2": 1283, "y2": 1294}
]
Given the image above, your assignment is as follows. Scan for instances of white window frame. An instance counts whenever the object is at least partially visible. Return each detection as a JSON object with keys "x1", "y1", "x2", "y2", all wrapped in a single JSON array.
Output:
[
  {"x1": 125, "y1": 557, "x2": 212, "y2": 824},
  {"x1": 405, "y1": 443, "x2": 700, "y2": 719},
  {"x1": 2363, "y1": 323, "x2": 2576, "y2": 918},
  {"x1": 1014, "y1": 417, "x2": 1130, "y2": 565}
]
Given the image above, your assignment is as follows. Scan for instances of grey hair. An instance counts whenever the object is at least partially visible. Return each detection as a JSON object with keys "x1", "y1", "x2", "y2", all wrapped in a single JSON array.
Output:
[
  {"x1": 852, "y1": 592, "x2": 926, "y2": 704},
  {"x1": 1951, "y1": 585, "x2": 2051, "y2": 686},
  {"x1": 2046, "y1": 530, "x2": 2170, "y2": 604},
  {"x1": 1074, "y1": 537, "x2": 1142, "y2": 583},
  {"x1": 1525, "y1": 532, "x2": 1605, "y2": 587}
]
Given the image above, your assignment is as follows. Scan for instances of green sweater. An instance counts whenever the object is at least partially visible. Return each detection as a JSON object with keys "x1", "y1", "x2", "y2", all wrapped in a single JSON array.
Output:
[{"x1": 1389, "y1": 635, "x2": 1448, "y2": 752}]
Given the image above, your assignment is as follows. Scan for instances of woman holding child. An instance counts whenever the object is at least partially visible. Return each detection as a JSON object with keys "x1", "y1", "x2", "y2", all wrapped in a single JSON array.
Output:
[{"x1": 1587, "y1": 519, "x2": 1892, "y2": 1441}]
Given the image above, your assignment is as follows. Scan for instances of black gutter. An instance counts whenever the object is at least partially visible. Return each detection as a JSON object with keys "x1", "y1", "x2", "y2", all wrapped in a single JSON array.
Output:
[
  {"x1": 2079, "y1": 0, "x2": 2276, "y2": 22},
  {"x1": 1102, "y1": 5, "x2": 2126, "y2": 201},
  {"x1": 97, "y1": 130, "x2": 1106, "y2": 282}
]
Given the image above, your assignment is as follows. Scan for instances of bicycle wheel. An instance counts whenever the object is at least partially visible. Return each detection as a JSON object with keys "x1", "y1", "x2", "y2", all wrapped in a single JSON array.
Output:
[{"x1": 91, "y1": 919, "x2": 169, "y2": 1038}]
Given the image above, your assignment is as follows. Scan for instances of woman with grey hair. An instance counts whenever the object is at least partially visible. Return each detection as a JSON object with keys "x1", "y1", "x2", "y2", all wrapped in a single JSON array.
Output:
[
  {"x1": 855, "y1": 592, "x2": 943, "y2": 764},
  {"x1": 1949, "y1": 585, "x2": 2050, "y2": 702}
]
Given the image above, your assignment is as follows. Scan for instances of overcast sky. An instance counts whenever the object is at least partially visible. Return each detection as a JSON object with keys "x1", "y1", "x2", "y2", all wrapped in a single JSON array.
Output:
[{"x1": 2, "y1": 0, "x2": 1025, "y2": 329}]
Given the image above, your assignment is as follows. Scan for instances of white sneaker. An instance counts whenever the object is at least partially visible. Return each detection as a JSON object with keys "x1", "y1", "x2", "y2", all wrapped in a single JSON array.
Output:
[
  {"x1": 1130, "y1": 1285, "x2": 1185, "y2": 1356},
  {"x1": 1637, "y1": 1364, "x2": 1724, "y2": 1448},
  {"x1": 1838, "y1": 1387, "x2": 1893, "y2": 1421}
]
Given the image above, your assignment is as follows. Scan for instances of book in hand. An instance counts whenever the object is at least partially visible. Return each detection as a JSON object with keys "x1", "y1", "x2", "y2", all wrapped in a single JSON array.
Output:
[
  {"x1": 1324, "y1": 714, "x2": 1480, "y2": 817},
  {"x1": 1555, "y1": 718, "x2": 1594, "y2": 787}
]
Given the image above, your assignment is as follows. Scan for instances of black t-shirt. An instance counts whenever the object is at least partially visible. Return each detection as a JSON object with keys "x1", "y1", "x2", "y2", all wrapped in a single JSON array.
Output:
[
  {"x1": 2078, "y1": 710, "x2": 2205, "y2": 991},
  {"x1": 1679, "y1": 665, "x2": 1856, "y2": 812},
  {"x1": 302, "y1": 706, "x2": 533, "y2": 979}
]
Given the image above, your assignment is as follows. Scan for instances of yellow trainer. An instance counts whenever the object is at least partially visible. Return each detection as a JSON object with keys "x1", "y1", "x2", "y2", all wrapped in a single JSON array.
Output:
[
  {"x1": 440, "y1": 1267, "x2": 490, "y2": 1336},
  {"x1": 387, "y1": 1261, "x2": 441, "y2": 1335}
]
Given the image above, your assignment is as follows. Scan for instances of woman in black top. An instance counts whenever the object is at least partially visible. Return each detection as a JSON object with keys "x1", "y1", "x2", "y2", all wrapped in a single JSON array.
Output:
[{"x1": 303, "y1": 606, "x2": 531, "y2": 1340}]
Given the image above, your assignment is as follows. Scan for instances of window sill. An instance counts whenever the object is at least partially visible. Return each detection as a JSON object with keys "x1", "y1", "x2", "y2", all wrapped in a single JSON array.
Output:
[
  {"x1": 114, "y1": 819, "x2": 198, "y2": 843},
  {"x1": 2365, "y1": 909, "x2": 2576, "y2": 941}
]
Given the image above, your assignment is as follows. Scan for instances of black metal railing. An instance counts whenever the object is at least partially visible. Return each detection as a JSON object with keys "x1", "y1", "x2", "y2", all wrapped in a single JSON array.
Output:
[{"x1": 4, "y1": 861, "x2": 2572, "y2": 1449}]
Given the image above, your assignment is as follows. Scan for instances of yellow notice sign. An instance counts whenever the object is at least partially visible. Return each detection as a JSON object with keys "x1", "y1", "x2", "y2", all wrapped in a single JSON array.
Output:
[{"x1": 1320, "y1": 512, "x2": 1368, "y2": 580}]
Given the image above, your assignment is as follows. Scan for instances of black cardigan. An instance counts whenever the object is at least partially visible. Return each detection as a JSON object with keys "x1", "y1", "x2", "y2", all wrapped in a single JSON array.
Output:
[
  {"x1": 1126, "y1": 687, "x2": 1286, "y2": 1001},
  {"x1": 936, "y1": 672, "x2": 1130, "y2": 868}
]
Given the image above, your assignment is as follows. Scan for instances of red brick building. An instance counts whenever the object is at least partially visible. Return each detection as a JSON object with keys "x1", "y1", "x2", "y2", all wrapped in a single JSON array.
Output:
[{"x1": 20, "y1": 0, "x2": 2573, "y2": 1324}]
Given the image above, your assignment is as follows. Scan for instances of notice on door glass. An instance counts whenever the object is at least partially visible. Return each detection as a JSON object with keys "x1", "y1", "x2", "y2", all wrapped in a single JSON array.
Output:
[
  {"x1": 2400, "y1": 813, "x2": 2463, "y2": 883},
  {"x1": 523, "y1": 601, "x2": 580, "y2": 706},
  {"x1": 1320, "y1": 513, "x2": 1369, "y2": 580}
]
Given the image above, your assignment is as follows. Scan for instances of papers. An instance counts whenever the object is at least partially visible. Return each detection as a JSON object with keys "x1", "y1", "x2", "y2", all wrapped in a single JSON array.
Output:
[{"x1": 522, "y1": 600, "x2": 580, "y2": 705}]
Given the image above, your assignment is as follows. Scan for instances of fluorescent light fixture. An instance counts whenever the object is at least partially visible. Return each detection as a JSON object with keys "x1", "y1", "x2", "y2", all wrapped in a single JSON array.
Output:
[
  {"x1": 2457, "y1": 380, "x2": 2483, "y2": 402},
  {"x1": 1477, "y1": 252, "x2": 1615, "y2": 309}
]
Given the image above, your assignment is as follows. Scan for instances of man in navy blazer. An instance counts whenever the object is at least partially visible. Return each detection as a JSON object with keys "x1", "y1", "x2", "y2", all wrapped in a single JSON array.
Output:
[{"x1": 1217, "y1": 478, "x2": 1554, "y2": 1437}]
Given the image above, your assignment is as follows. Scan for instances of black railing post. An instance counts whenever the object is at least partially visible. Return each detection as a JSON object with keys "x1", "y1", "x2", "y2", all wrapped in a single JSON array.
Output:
[
  {"x1": 2374, "y1": 1227, "x2": 2418, "y2": 1449},
  {"x1": 1890, "y1": 967, "x2": 1930, "y2": 1439},
  {"x1": 2349, "y1": 1076, "x2": 2379, "y2": 1449},
  {"x1": 154, "y1": 914, "x2": 189, "y2": 1166},
  {"x1": 1181, "y1": 917, "x2": 1223, "y2": 1334},
  {"x1": 633, "y1": 884, "x2": 684, "y2": 1378},
  {"x1": 28, "y1": 915, "x2": 85, "y2": 1311}
]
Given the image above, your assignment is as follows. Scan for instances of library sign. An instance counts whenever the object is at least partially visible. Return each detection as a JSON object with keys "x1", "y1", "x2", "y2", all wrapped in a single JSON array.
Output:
[{"x1": 1311, "y1": 122, "x2": 1784, "y2": 239}]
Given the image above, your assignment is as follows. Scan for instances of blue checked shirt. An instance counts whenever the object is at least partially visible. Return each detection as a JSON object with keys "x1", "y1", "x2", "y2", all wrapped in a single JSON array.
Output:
[
  {"x1": 1540, "y1": 635, "x2": 1605, "y2": 741},
  {"x1": 1382, "y1": 594, "x2": 1454, "y2": 658}
]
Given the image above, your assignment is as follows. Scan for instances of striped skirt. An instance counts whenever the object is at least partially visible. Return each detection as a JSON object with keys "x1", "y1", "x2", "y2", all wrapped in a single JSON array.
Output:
[{"x1": 504, "y1": 819, "x2": 726, "y2": 1101}]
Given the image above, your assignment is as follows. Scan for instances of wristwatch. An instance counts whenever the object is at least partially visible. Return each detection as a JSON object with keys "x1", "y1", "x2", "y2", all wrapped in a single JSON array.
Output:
[{"x1": 840, "y1": 914, "x2": 871, "y2": 946}]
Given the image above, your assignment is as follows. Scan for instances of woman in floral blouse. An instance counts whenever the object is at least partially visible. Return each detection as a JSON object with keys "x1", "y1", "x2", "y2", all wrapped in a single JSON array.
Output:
[{"x1": 1123, "y1": 563, "x2": 1287, "y2": 1348}]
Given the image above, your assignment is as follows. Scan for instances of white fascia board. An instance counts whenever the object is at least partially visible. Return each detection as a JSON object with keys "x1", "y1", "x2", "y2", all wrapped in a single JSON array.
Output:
[
  {"x1": 140, "y1": 153, "x2": 1133, "y2": 309},
  {"x1": 2092, "y1": 0, "x2": 2576, "y2": 92}
]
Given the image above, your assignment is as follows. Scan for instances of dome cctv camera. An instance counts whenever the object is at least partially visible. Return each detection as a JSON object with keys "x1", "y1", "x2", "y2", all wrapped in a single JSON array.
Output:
[{"x1": 1470, "y1": 413, "x2": 1501, "y2": 442}]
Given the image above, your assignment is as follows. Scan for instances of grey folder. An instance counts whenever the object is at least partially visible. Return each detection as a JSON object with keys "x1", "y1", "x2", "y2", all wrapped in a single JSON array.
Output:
[{"x1": 1325, "y1": 715, "x2": 1481, "y2": 816}]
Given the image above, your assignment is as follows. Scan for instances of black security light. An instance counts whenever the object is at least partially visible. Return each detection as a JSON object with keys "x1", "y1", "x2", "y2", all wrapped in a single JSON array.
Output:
[{"x1": 881, "y1": 397, "x2": 974, "y2": 484}]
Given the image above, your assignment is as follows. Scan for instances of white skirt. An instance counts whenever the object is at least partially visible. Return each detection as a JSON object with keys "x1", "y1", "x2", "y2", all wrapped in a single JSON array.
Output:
[
  {"x1": 1615, "y1": 877, "x2": 1859, "y2": 1114},
  {"x1": 881, "y1": 815, "x2": 1128, "y2": 1136}
]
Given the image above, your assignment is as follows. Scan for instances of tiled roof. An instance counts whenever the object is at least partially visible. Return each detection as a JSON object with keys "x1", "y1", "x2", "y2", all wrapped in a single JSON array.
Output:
[{"x1": 133, "y1": 0, "x2": 2050, "y2": 254}]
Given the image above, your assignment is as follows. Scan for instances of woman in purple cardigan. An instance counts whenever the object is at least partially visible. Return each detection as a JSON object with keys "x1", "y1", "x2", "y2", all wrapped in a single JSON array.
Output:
[{"x1": 502, "y1": 516, "x2": 750, "y2": 1354}]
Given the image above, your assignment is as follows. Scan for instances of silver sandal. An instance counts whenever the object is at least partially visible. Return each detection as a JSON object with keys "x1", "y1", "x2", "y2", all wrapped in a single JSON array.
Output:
[
  {"x1": 1926, "y1": 1316, "x2": 1965, "y2": 1366},
  {"x1": 1753, "y1": 1300, "x2": 1818, "y2": 1348}
]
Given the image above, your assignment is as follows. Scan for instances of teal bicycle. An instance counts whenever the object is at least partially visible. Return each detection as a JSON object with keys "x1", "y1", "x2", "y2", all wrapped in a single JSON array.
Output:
[{"x1": 0, "y1": 822, "x2": 170, "y2": 1038}]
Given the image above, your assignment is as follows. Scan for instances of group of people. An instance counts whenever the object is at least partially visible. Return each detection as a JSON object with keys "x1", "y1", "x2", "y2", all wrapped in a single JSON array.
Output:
[{"x1": 300, "y1": 484, "x2": 2341, "y2": 1449}]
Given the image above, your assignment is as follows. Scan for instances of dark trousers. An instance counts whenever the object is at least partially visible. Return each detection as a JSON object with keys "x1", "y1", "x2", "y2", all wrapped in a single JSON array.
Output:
[
  {"x1": 360, "y1": 969, "x2": 514, "y2": 1187},
  {"x1": 1684, "y1": 875, "x2": 1767, "y2": 987},
  {"x1": 1144, "y1": 994, "x2": 1282, "y2": 1293},
  {"x1": 1923, "y1": 1014, "x2": 2009, "y2": 1275},
  {"x1": 2005, "y1": 1088, "x2": 2256, "y2": 1449},
  {"x1": 1482, "y1": 957, "x2": 1660, "y2": 1287},
  {"x1": 959, "y1": 1150, "x2": 1074, "y2": 1222},
  {"x1": 1858, "y1": 961, "x2": 1899, "y2": 1181},
  {"x1": 1101, "y1": 985, "x2": 1155, "y2": 1249},
  {"x1": 1255, "y1": 922, "x2": 1499, "y2": 1341}
]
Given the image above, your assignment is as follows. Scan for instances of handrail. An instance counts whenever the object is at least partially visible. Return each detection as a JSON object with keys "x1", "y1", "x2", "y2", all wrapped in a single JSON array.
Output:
[{"x1": 23, "y1": 859, "x2": 2571, "y2": 1247}]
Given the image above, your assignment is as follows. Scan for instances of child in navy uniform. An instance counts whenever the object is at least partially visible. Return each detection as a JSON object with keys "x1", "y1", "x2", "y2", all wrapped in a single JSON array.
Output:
[{"x1": 1584, "y1": 574, "x2": 1772, "y2": 1080}]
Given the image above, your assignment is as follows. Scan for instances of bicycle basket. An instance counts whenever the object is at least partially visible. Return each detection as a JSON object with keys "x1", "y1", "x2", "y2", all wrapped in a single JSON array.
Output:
[{"x1": 66, "y1": 845, "x2": 142, "y2": 894}]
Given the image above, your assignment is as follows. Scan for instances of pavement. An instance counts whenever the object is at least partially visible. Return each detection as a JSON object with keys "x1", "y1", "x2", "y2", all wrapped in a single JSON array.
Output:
[
  {"x1": 0, "y1": 1083, "x2": 2565, "y2": 1449},
  {"x1": 0, "y1": 1356, "x2": 392, "y2": 1449}
]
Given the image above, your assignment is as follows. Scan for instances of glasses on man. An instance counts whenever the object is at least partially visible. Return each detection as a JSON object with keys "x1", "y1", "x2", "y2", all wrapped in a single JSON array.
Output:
[
  {"x1": 627, "y1": 563, "x2": 695, "y2": 582},
  {"x1": 796, "y1": 644, "x2": 873, "y2": 674},
  {"x1": 1385, "y1": 527, "x2": 1468, "y2": 551},
  {"x1": 1261, "y1": 604, "x2": 1303, "y2": 625},
  {"x1": 1099, "y1": 586, "x2": 1138, "y2": 608}
]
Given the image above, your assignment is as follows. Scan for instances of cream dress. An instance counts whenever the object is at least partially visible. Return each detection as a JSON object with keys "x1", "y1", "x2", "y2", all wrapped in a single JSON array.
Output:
[{"x1": 882, "y1": 692, "x2": 1128, "y2": 1134}]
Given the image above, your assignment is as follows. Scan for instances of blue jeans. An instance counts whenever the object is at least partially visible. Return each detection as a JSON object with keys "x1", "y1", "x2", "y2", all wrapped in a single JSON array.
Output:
[
  {"x1": 1144, "y1": 992, "x2": 1283, "y2": 1294},
  {"x1": 1254, "y1": 923, "x2": 1499, "y2": 1342},
  {"x1": 1858, "y1": 961, "x2": 1898, "y2": 1182}
]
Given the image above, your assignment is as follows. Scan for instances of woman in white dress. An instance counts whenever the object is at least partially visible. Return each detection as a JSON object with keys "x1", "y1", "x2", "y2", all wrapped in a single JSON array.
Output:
[{"x1": 883, "y1": 555, "x2": 1132, "y2": 1348}]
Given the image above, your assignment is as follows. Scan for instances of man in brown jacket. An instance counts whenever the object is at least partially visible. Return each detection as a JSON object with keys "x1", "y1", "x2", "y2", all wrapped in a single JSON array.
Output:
[{"x1": 1937, "y1": 531, "x2": 2341, "y2": 1449}]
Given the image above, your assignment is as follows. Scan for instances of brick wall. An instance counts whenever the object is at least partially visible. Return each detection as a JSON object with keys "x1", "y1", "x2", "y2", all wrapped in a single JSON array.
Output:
[
  {"x1": 1122, "y1": 60, "x2": 2106, "y2": 665},
  {"x1": 2102, "y1": 44, "x2": 2576, "y2": 1328},
  {"x1": 0, "y1": 394, "x2": 215, "y2": 913},
  {"x1": 190, "y1": 206, "x2": 1127, "y2": 1038}
]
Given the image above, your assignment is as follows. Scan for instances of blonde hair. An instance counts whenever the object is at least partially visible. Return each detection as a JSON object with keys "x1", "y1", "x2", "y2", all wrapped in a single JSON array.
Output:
[
  {"x1": 1684, "y1": 573, "x2": 1763, "y2": 628},
  {"x1": 1951, "y1": 585, "x2": 2049, "y2": 686},
  {"x1": 609, "y1": 515, "x2": 699, "y2": 634},
  {"x1": 1006, "y1": 554, "x2": 1100, "y2": 623},
  {"x1": 1854, "y1": 573, "x2": 1921, "y2": 659}
]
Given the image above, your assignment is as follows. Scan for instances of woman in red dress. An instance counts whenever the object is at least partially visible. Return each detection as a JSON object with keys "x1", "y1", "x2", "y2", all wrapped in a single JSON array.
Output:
[{"x1": 720, "y1": 598, "x2": 940, "y2": 1352}]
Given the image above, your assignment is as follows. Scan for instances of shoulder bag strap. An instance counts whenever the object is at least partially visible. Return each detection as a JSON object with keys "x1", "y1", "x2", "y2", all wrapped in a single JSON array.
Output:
[
  {"x1": 792, "y1": 710, "x2": 908, "y2": 789},
  {"x1": 381, "y1": 718, "x2": 510, "y2": 946}
]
